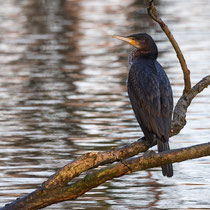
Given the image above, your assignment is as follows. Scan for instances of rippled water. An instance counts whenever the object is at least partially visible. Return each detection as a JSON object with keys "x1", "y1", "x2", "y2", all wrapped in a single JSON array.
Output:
[{"x1": 0, "y1": 0, "x2": 210, "y2": 209}]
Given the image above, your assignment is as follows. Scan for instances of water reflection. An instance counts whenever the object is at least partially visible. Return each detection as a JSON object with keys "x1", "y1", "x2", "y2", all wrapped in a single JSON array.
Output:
[{"x1": 0, "y1": 0, "x2": 210, "y2": 209}]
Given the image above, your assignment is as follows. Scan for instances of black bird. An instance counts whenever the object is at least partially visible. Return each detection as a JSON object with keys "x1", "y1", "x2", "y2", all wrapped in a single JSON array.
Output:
[{"x1": 113, "y1": 33, "x2": 173, "y2": 177}]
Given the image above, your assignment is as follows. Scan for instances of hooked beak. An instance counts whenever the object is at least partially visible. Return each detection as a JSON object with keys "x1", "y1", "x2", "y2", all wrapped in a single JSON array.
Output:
[{"x1": 113, "y1": 35, "x2": 137, "y2": 47}]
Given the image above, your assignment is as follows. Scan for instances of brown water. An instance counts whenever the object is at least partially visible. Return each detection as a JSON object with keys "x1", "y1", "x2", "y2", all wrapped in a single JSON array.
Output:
[{"x1": 0, "y1": 0, "x2": 210, "y2": 209}]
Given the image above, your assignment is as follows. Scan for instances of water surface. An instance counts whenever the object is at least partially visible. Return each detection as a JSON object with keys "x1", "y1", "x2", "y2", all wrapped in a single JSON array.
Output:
[{"x1": 0, "y1": 0, "x2": 210, "y2": 209}]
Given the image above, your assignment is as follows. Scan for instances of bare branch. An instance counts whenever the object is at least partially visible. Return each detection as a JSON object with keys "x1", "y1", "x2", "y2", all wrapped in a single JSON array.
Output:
[
  {"x1": 3, "y1": 142, "x2": 210, "y2": 210},
  {"x1": 146, "y1": 1, "x2": 210, "y2": 135},
  {"x1": 43, "y1": 138, "x2": 148, "y2": 189},
  {"x1": 171, "y1": 75, "x2": 210, "y2": 136},
  {"x1": 147, "y1": 0, "x2": 191, "y2": 93}
]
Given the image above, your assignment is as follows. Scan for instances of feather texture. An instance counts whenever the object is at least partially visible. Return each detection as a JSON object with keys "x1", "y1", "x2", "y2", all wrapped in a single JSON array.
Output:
[{"x1": 127, "y1": 51, "x2": 173, "y2": 177}]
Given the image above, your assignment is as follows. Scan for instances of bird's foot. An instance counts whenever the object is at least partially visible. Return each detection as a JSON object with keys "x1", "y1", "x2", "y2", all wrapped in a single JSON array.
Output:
[{"x1": 139, "y1": 137, "x2": 156, "y2": 148}]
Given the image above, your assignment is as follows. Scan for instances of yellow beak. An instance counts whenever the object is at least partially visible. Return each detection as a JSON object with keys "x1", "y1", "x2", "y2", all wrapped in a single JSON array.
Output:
[{"x1": 113, "y1": 35, "x2": 136, "y2": 47}]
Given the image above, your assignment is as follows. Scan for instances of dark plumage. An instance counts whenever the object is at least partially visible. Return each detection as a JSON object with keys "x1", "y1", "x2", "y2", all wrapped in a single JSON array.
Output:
[{"x1": 114, "y1": 33, "x2": 173, "y2": 177}]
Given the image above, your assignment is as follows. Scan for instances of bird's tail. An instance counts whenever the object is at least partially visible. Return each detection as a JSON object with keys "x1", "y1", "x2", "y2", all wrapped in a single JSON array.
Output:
[{"x1": 157, "y1": 138, "x2": 173, "y2": 177}]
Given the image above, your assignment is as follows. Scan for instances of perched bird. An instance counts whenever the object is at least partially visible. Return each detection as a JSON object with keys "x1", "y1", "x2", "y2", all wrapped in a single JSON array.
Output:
[{"x1": 113, "y1": 33, "x2": 173, "y2": 177}]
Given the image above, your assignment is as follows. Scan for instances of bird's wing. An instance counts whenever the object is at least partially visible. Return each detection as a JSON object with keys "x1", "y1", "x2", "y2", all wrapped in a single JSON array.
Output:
[
  {"x1": 127, "y1": 61, "x2": 164, "y2": 138},
  {"x1": 155, "y1": 61, "x2": 173, "y2": 115},
  {"x1": 155, "y1": 61, "x2": 173, "y2": 139}
]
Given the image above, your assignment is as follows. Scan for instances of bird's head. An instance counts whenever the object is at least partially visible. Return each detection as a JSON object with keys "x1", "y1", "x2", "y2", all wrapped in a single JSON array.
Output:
[{"x1": 113, "y1": 33, "x2": 158, "y2": 58}]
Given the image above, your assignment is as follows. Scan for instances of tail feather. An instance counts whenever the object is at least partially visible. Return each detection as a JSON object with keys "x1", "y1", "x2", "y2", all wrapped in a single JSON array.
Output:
[{"x1": 157, "y1": 139, "x2": 173, "y2": 177}]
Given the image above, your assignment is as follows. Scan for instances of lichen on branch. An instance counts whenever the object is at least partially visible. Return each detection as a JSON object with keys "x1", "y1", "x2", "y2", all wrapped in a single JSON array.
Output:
[{"x1": 2, "y1": 142, "x2": 210, "y2": 210}]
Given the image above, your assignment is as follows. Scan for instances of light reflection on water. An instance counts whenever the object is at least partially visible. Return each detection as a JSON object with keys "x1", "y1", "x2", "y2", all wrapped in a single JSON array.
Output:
[{"x1": 0, "y1": 0, "x2": 209, "y2": 209}]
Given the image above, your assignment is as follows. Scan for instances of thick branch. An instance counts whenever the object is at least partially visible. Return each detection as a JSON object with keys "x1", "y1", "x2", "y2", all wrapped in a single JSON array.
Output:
[
  {"x1": 42, "y1": 138, "x2": 148, "y2": 189},
  {"x1": 171, "y1": 75, "x2": 210, "y2": 136},
  {"x1": 147, "y1": 0, "x2": 191, "y2": 93},
  {"x1": 3, "y1": 142, "x2": 210, "y2": 210}
]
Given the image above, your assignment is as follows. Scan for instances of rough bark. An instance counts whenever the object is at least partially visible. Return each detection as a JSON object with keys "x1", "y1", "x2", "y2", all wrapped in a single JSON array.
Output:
[
  {"x1": 2, "y1": 142, "x2": 210, "y2": 210},
  {"x1": 43, "y1": 138, "x2": 148, "y2": 189},
  {"x1": 171, "y1": 75, "x2": 210, "y2": 135}
]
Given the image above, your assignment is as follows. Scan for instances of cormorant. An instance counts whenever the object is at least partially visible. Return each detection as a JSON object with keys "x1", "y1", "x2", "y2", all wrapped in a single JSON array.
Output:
[{"x1": 113, "y1": 33, "x2": 173, "y2": 177}]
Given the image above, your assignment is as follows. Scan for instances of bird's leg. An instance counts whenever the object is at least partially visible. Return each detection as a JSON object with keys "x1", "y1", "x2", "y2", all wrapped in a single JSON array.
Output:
[
  {"x1": 138, "y1": 137, "x2": 157, "y2": 156},
  {"x1": 139, "y1": 137, "x2": 150, "y2": 147},
  {"x1": 139, "y1": 136, "x2": 157, "y2": 148},
  {"x1": 151, "y1": 134, "x2": 157, "y2": 147}
]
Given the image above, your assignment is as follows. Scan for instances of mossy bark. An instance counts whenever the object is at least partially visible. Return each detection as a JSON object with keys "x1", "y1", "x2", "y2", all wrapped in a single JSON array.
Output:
[{"x1": 2, "y1": 142, "x2": 210, "y2": 210}]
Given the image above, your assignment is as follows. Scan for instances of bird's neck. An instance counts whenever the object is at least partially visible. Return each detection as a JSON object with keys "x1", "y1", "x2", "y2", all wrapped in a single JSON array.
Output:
[
  {"x1": 128, "y1": 49, "x2": 158, "y2": 68},
  {"x1": 130, "y1": 48, "x2": 158, "y2": 60}
]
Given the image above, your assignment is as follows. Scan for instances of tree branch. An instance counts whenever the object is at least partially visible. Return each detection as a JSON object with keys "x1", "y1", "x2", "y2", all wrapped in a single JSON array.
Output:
[
  {"x1": 147, "y1": 0, "x2": 191, "y2": 93},
  {"x1": 2, "y1": 142, "x2": 210, "y2": 210},
  {"x1": 42, "y1": 138, "x2": 148, "y2": 189},
  {"x1": 171, "y1": 75, "x2": 210, "y2": 135},
  {"x1": 146, "y1": 1, "x2": 210, "y2": 134}
]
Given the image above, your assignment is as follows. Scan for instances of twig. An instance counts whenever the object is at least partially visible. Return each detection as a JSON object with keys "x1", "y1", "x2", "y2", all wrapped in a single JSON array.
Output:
[{"x1": 147, "y1": 0, "x2": 191, "y2": 93}]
